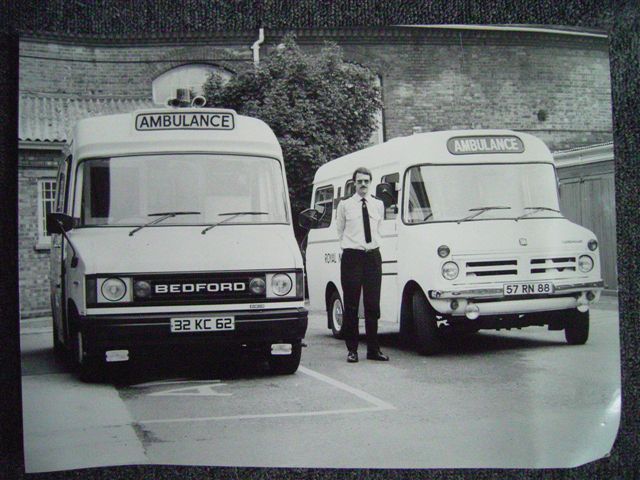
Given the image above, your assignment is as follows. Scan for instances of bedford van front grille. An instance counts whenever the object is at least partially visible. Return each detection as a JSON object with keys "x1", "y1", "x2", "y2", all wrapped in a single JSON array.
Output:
[
  {"x1": 465, "y1": 259, "x2": 518, "y2": 277},
  {"x1": 530, "y1": 257, "x2": 577, "y2": 274}
]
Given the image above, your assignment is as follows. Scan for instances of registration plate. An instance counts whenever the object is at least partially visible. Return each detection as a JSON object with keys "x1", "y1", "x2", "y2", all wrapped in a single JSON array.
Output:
[
  {"x1": 170, "y1": 316, "x2": 235, "y2": 333},
  {"x1": 503, "y1": 282, "x2": 554, "y2": 296}
]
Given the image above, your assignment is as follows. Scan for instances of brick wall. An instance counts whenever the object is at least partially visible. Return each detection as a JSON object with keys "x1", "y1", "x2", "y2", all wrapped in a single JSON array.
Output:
[
  {"x1": 294, "y1": 34, "x2": 612, "y2": 150},
  {"x1": 18, "y1": 150, "x2": 61, "y2": 318},
  {"x1": 19, "y1": 30, "x2": 613, "y2": 153},
  {"x1": 20, "y1": 41, "x2": 253, "y2": 97}
]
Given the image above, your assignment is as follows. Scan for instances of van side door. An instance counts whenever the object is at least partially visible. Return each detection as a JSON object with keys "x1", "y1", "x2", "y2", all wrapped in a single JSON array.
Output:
[
  {"x1": 50, "y1": 155, "x2": 71, "y2": 344},
  {"x1": 378, "y1": 172, "x2": 400, "y2": 324}
]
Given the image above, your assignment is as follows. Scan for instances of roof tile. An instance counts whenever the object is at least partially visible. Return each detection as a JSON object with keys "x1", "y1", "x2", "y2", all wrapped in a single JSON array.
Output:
[{"x1": 19, "y1": 94, "x2": 156, "y2": 143}]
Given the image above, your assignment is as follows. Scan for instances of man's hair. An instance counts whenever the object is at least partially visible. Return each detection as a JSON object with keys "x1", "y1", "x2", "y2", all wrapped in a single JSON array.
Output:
[{"x1": 352, "y1": 167, "x2": 373, "y2": 182}]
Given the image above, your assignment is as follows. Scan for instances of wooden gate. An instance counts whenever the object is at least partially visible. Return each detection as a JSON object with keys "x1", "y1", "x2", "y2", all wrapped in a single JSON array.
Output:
[{"x1": 558, "y1": 160, "x2": 617, "y2": 292}]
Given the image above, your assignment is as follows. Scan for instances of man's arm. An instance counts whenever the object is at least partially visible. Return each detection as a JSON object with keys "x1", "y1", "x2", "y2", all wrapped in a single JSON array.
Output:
[{"x1": 336, "y1": 200, "x2": 346, "y2": 241}]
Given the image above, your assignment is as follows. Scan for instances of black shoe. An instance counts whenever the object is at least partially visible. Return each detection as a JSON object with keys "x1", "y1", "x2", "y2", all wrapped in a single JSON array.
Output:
[
  {"x1": 367, "y1": 350, "x2": 389, "y2": 361},
  {"x1": 347, "y1": 351, "x2": 359, "y2": 363}
]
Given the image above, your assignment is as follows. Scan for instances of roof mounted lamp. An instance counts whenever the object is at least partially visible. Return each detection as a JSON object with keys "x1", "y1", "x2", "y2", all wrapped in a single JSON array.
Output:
[{"x1": 166, "y1": 88, "x2": 206, "y2": 108}]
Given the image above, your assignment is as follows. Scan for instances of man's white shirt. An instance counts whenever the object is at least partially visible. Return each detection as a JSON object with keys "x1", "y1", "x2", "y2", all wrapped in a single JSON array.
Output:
[{"x1": 336, "y1": 193, "x2": 384, "y2": 250}]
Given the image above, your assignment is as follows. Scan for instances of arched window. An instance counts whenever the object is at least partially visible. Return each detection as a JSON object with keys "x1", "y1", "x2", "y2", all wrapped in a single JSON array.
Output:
[{"x1": 152, "y1": 64, "x2": 233, "y2": 105}]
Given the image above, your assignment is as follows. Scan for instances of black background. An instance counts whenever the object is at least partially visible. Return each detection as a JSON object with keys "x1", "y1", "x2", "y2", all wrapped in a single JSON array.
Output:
[{"x1": 1, "y1": 1, "x2": 638, "y2": 478}]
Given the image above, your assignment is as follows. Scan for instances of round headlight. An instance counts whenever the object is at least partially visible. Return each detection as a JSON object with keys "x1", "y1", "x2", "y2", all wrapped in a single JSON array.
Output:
[
  {"x1": 271, "y1": 273, "x2": 293, "y2": 296},
  {"x1": 442, "y1": 261, "x2": 459, "y2": 280},
  {"x1": 134, "y1": 280, "x2": 151, "y2": 298},
  {"x1": 101, "y1": 277, "x2": 127, "y2": 301},
  {"x1": 588, "y1": 239, "x2": 598, "y2": 251},
  {"x1": 437, "y1": 245, "x2": 450, "y2": 258},
  {"x1": 578, "y1": 255, "x2": 594, "y2": 273},
  {"x1": 250, "y1": 277, "x2": 266, "y2": 295}
]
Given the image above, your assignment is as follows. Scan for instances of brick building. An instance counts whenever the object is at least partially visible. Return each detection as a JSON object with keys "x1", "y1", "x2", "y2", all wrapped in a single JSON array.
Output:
[{"x1": 18, "y1": 26, "x2": 614, "y2": 318}]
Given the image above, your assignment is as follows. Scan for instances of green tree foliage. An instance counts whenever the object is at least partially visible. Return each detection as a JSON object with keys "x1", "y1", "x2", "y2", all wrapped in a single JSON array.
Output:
[{"x1": 203, "y1": 34, "x2": 382, "y2": 238}]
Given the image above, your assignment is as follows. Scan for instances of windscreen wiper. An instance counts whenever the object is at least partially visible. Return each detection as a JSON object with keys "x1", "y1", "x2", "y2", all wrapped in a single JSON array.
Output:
[
  {"x1": 515, "y1": 206, "x2": 561, "y2": 221},
  {"x1": 457, "y1": 206, "x2": 511, "y2": 224},
  {"x1": 201, "y1": 211, "x2": 268, "y2": 234},
  {"x1": 129, "y1": 211, "x2": 201, "y2": 236}
]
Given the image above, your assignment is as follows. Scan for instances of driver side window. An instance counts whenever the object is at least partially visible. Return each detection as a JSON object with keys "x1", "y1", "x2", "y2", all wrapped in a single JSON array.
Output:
[
  {"x1": 313, "y1": 185, "x2": 334, "y2": 229},
  {"x1": 380, "y1": 172, "x2": 399, "y2": 220}
]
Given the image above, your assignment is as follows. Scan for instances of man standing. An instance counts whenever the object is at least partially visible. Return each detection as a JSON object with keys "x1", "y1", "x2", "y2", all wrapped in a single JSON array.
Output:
[{"x1": 336, "y1": 167, "x2": 389, "y2": 363}]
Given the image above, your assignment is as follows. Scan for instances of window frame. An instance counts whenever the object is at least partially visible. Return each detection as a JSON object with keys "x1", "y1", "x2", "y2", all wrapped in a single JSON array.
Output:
[
  {"x1": 313, "y1": 185, "x2": 335, "y2": 229},
  {"x1": 36, "y1": 177, "x2": 57, "y2": 249},
  {"x1": 380, "y1": 172, "x2": 400, "y2": 220}
]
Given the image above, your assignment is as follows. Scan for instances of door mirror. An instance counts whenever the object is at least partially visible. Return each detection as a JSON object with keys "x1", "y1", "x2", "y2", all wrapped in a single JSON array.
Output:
[
  {"x1": 47, "y1": 212, "x2": 75, "y2": 234},
  {"x1": 375, "y1": 183, "x2": 395, "y2": 209},
  {"x1": 298, "y1": 208, "x2": 321, "y2": 230}
]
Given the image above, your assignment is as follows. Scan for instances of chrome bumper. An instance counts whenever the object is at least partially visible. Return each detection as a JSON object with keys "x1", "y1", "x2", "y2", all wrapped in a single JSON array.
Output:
[{"x1": 429, "y1": 280, "x2": 604, "y2": 300}]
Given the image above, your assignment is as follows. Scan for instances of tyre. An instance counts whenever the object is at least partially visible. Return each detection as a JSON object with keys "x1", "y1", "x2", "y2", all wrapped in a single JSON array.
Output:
[
  {"x1": 328, "y1": 290, "x2": 344, "y2": 339},
  {"x1": 399, "y1": 297, "x2": 414, "y2": 347},
  {"x1": 269, "y1": 340, "x2": 302, "y2": 375},
  {"x1": 72, "y1": 329, "x2": 104, "y2": 383},
  {"x1": 564, "y1": 309, "x2": 589, "y2": 345},
  {"x1": 51, "y1": 296, "x2": 66, "y2": 361},
  {"x1": 412, "y1": 289, "x2": 444, "y2": 355},
  {"x1": 52, "y1": 317, "x2": 66, "y2": 361}
]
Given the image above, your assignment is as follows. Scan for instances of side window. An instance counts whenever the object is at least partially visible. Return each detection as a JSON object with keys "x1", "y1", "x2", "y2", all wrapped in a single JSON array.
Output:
[
  {"x1": 380, "y1": 172, "x2": 399, "y2": 220},
  {"x1": 313, "y1": 185, "x2": 334, "y2": 228},
  {"x1": 36, "y1": 178, "x2": 57, "y2": 249},
  {"x1": 344, "y1": 179, "x2": 356, "y2": 198}
]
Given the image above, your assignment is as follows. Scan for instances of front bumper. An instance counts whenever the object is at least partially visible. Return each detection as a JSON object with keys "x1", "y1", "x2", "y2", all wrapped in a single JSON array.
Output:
[
  {"x1": 428, "y1": 280, "x2": 603, "y2": 317},
  {"x1": 78, "y1": 307, "x2": 308, "y2": 355}
]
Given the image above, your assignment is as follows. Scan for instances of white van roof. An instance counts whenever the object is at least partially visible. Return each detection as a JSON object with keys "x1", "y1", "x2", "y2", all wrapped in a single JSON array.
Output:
[
  {"x1": 72, "y1": 108, "x2": 282, "y2": 160},
  {"x1": 313, "y1": 129, "x2": 553, "y2": 185}
]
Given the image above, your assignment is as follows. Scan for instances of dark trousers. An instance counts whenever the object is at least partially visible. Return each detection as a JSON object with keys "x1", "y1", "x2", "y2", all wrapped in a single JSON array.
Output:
[{"x1": 340, "y1": 248, "x2": 382, "y2": 353}]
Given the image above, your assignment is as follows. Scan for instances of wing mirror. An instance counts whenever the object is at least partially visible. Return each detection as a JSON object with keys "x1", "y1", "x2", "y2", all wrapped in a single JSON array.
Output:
[
  {"x1": 46, "y1": 213, "x2": 75, "y2": 234},
  {"x1": 375, "y1": 183, "x2": 395, "y2": 209},
  {"x1": 298, "y1": 208, "x2": 322, "y2": 230}
]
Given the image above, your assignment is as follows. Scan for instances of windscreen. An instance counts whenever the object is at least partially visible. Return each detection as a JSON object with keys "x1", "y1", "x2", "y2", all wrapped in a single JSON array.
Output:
[
  {"x1": 79, "y1": 154, "x2": 289, "y2": 226},
  {"x1": 403, "y1": 163, "x2": 561, "y2": 224}
]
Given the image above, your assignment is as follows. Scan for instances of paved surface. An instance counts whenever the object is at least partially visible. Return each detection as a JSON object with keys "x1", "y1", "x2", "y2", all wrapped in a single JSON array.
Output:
[{"x1": 20, "y1": 296, "x2": 620, "y2": 472}]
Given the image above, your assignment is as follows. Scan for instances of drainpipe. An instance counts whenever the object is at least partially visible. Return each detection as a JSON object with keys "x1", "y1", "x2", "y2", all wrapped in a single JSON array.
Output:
[{"x1": 252, "y1": 28, "x2": 265, "y2": 66}]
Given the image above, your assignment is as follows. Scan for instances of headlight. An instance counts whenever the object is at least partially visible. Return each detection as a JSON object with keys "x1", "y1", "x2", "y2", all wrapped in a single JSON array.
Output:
[
  {"x1": 134, "y1": 280, "x2": 151, "y2": 298},
  {"x1": 271, "y1": 273, "x2": 293, "y2": 296},
  {"x1": 437, "y1": 245, "x2": 450, "y2": 258},
  {"x1": 588, "y1": 239, "x2": 598, "y2": 251},
  {"x1": 578, "y1": 255, "x2": 594, "y2": 273},
  {"x1": 250, "y1": 277, "x2": 266, "y2": 295},
  {"x1": 101, "y1": 277, "x2": 127, "y2": 301},
  {"x1": 442, "y1": 261, "x2": 459, "y2": 280}
]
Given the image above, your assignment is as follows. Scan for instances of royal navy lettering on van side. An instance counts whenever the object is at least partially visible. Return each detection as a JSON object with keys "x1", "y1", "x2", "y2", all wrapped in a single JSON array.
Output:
[
  {"x1": 447, "y1": 136, "x2": 525, "y2": 155},
  {"x1": 135, "y1": 112, "x2": 235, "y2": 131}
]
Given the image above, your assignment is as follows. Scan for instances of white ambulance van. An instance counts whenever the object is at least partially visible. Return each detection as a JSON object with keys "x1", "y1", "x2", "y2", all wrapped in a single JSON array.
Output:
[
  {"x1": 48, "y1": 101, "x2": 307, "y2": 380},
  {"x1": 300, "y1": 130, "x2": 603, "y2": 355}
]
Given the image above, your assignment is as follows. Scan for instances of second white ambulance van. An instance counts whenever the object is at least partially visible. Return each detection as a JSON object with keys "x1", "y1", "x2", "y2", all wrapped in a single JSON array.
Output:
[{"x1": 301, "y1": 130, "x2": 603, "y2": 355}]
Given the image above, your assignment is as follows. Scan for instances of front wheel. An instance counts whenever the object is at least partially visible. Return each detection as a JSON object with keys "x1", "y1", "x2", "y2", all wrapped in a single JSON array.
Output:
[
  {"x1": 269, "y1": 341, "x2": 302, "y2": 375},
  {"x1": 72, "y1": 329, "x2": 104, "y2": 382},
  {"x1": 328, "y1": 291, "x2": 344, "y2": 339},
  {"x1": 564, "y1": 310, "x2": 590, "y2": 345},
  {"x1": 412, "y1": 290, "x2": 444, "y2": 355}
]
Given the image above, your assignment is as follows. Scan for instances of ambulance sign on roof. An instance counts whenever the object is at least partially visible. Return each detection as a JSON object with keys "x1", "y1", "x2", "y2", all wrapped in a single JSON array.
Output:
[
  {"x1": 135, "y1": 111, "x2": 235, "y2": 131},
  {"x1": 447, "y1": 135, "x2": 524, "y2": 155}
]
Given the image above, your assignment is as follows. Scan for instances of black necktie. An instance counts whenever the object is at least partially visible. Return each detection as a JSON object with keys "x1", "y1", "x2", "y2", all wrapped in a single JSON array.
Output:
[{"x1": 361, "y1": 198, "x2": 372, "y2": 243}]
